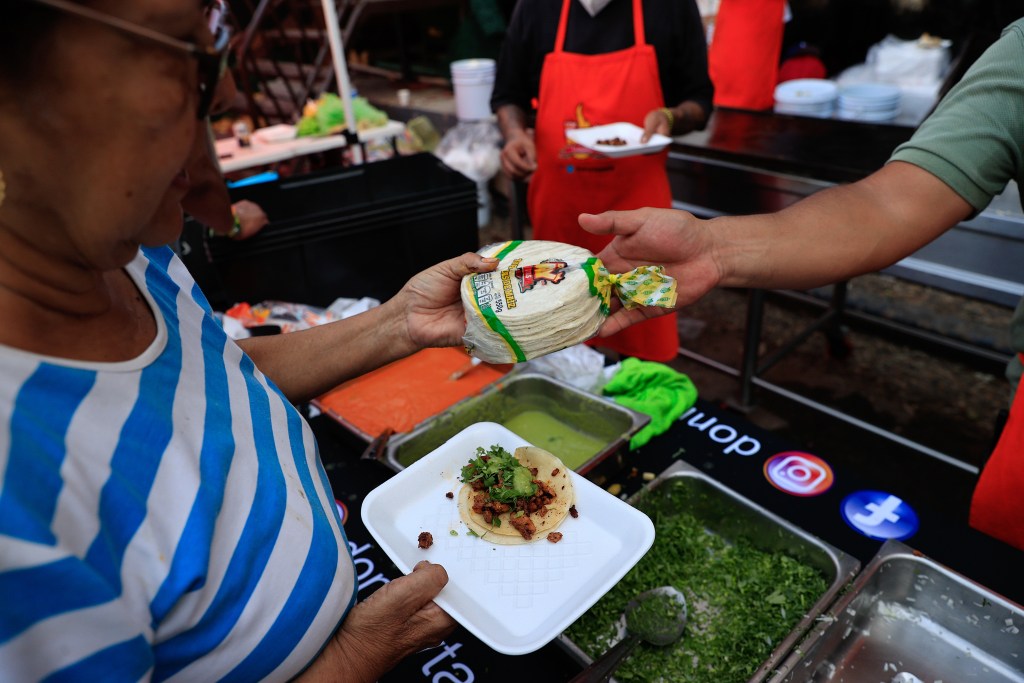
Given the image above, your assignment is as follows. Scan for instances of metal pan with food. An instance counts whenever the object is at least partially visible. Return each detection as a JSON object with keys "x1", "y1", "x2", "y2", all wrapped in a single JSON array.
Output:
[
  {"x1": 769, "y1": 539, "x2": 1024, "y2": 683},
  {"x1": 559, "y1": 459, "x2": 860, "y2": 683}
]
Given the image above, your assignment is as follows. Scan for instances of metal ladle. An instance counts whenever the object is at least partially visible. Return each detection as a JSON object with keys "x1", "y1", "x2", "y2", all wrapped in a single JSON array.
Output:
[{"x1": 568, "y1": 586, "x2": 688, "y2": 683}]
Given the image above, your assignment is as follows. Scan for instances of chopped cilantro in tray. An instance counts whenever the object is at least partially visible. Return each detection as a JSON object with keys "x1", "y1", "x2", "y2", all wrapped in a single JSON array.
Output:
[{"x1": 564, "y1": 483, "x2": 829, "y2": 682}]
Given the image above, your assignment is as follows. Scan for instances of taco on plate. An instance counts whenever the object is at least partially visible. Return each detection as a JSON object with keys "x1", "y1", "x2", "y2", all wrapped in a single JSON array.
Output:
[{"x1": 457, "y1": 444, "x2": 574, "y2": 544}]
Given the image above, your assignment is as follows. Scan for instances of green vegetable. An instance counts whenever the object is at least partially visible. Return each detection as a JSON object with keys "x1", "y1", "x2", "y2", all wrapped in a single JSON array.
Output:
[
  {"x1": 295, "y1": 93, "x2": 388, "y2": 137},
  {"x1": 449, "y1": 529, "x2": 458, "y2": 536},
  {"x1": 459, "y1": 445, "x2": 538, "y2": 504},
  {"x1": 296, "y1": 116, "x2": 321, "y2": 137},
  {"x1": 564, "y1": 483, "x2": 829, "y2": 683}
]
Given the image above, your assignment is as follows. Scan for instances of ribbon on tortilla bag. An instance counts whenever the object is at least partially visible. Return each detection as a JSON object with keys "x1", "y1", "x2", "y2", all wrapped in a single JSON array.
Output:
[
  {"x1": 461, "y1": 240, "x2": 677, "y2": 364},
  {"x1": 585, "y1": 259, "x2": 678, "y2": 313}
]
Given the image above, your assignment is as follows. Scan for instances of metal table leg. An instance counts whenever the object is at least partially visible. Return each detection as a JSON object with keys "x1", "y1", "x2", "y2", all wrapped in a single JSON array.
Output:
[{"x1": 739, "y1": 288, "x2": 766, "y2": 410}]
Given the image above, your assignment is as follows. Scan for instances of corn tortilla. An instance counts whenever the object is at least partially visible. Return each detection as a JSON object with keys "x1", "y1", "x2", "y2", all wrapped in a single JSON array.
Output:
[{"x1": 458, "y1": 446, "x2": 574, "y2": 545}]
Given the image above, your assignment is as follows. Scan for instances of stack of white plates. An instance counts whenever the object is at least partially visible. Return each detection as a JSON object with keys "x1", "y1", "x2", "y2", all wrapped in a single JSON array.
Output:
[
  {"x1": 773, "y1": 79, "x2": 838, "y2": 118},
  {"x1": 836, "y1": 84, "x2": 901, "y2": 122}
]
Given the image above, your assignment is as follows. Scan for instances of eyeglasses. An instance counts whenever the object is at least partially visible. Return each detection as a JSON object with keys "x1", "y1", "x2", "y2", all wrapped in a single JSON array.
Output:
[{"x1": 19, "y1": 0, "x2": 232, "y2": 119}]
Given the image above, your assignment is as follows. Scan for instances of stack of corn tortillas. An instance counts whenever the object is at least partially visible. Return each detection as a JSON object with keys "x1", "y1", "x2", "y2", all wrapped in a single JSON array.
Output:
[{"x1": 461, "y1": 240, "x2": 677, "y2": 364}]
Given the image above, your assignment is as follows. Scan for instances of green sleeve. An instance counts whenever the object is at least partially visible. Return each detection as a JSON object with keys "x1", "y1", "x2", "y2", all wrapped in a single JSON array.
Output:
[{"x1": 889, "y1": 20, "x2": 1024, "y2": 212}]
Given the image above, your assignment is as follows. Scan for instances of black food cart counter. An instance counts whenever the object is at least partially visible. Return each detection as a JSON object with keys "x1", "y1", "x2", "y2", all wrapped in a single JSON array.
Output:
[{"x1": 313, "y1": 395, "x2": 1024, "y2": 683}]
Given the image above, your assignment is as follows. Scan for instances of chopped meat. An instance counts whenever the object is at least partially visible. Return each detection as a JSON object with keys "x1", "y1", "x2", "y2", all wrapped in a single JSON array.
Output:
[
  {"x1": 445, "y1": 491, "x2": 454, "y2": 499},
  {"x1": 524, "y1": 479, "x2": 557, "y2": 514},
  {"x1": 417, "y1": 532, "x2": 433, "y2": 549},
  {"x1": 546, "y1": 532, "x2": 563, "y2": 543},
  {"x1": 469, "y1": 469, "x2": 565, "y2": 541},
  {"x1": 569, "y1": 505, "x2": 579, "y2": 519},
  {"x1": 509, "y1": 514, "x2": 536, "y2": 541},
  {"x1": 473, "y1": 491, "x2": 513, "y2": 529}
]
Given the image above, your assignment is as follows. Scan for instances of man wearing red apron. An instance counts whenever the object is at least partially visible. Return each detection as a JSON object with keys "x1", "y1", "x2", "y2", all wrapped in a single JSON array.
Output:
[
  {"x1": 492, "y1": 0, "x2": 713, "y2": 362},
  {"x1": 707, "y1": 0, "x2": 787, "y2": 110}
]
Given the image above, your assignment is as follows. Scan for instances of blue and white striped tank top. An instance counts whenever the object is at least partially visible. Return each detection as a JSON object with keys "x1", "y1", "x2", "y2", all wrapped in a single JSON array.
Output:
[{"x1": 0, "y1": 247, "x2": 355, "y2": 682}]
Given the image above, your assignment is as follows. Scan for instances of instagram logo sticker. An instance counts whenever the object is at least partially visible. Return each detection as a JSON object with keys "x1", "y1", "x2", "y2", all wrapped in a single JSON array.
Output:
[
  {"x1": 764, "y1": 451, "x2": 834, "y2": 497},
  {"x1": 335, "y1": 499, "x2": 349, "y2": 526}
]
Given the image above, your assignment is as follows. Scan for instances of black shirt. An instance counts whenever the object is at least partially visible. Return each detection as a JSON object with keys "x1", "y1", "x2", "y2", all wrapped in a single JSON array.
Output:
[{"x1": 490, "y1": 0, "x2": 714, "y2": 123}]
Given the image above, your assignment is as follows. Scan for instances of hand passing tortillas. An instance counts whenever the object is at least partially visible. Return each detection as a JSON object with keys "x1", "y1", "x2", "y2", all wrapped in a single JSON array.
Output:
[{"x1": 461, "y1": 240, "x2": 677, "y2": 364}]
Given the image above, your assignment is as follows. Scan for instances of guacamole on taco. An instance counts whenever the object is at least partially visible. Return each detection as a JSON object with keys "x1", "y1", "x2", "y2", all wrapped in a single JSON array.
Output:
[{"x1": 457, "y1": 444, "x2": 574, "y2": 544}]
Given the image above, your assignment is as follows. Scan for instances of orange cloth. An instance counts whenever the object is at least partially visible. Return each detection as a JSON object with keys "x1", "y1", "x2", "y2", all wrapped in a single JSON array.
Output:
[
  {"x1": 314, "y1": 348, "x2": 509, "y2": 437},
  {"x1": 707, "y1": 0, "x2": 787, "y2": 110}
]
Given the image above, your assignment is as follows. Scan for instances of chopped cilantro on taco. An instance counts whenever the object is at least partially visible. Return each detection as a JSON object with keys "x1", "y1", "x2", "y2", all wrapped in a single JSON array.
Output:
[{"x1": 457, "y1": 445, "x2": 574, "y2": 544}]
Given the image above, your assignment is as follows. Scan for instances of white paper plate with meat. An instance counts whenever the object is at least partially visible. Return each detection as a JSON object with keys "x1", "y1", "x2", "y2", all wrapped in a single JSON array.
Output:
[
  {"x1": 361, "y1": 421, "x2": 655, "y2": 655},
  {"x1": 566, "y1": 122, "x2": 672, "y2": 158}
]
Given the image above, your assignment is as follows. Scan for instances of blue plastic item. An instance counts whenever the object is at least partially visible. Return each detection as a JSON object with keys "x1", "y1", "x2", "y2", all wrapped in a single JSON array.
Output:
[{"x1": 227, "y1": 171, "x2": 279, "y2": 188}]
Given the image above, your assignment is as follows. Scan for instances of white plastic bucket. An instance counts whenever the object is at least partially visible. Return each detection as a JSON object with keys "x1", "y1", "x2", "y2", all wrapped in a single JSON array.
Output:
[{"x1": 451, "y1": 59, "x2": 496, "y2": 121}]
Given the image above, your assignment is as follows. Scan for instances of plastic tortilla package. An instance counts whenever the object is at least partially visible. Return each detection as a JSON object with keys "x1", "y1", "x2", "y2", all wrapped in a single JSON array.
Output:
[{"x1": 461, "y1": 240, "x2": 677, "y2": 363}]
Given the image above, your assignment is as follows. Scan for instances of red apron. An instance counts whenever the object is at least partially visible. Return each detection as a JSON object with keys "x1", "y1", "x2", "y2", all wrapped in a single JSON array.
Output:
[
  {"x1": 527, "y1": 0, "x2": 678, "y2": 362},
  {"x1": 969, "y1": 356, "x2": 1024, "y2": 550},
  {"x1": 707, "y1": 0, "x2": 786, "y2": 110}
]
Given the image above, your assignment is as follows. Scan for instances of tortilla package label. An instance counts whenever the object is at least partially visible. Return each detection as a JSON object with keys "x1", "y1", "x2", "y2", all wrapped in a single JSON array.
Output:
[{"x1": 461, "y1": 240, "x2": 677, "y2": 364}]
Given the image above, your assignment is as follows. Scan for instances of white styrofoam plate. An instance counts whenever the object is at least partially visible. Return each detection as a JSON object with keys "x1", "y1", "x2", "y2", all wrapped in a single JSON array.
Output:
[
  {"x1": 836, "y1": 107, "x2": 900, "y2": 122},
  {"x1": 566, "y1": 122, "x2": 672, "y2": 158},
  {"x1": 774, "y1": 78, "x2": 838, "y2": 105},
  {"x1": 838, "y1": 83, "x2": 901, "y2": 105},
  {"x1": 253, "y1": 123, "x2": 297, "y2": 143},
  {"x1": 361, "y1": 422, "x2": 655, "y2": 655}
]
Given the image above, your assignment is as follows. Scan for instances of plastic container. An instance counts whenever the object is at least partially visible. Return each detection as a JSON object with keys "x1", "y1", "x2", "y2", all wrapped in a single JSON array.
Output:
[
  {"x1": 183, "y1": 153, "x2": 478, "y2": 309},
  {"x1": 450, "y1": 58, "x2": 496, "y2": 122}
]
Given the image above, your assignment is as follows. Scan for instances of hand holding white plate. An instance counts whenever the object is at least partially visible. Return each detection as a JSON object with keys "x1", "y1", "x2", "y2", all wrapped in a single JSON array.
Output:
[
  {"x1": 360, "y1": 422, "x2": 655, "y2": 655},
  {"x1": 566, "y1": 122, "x2": 672, "y2": 159}
]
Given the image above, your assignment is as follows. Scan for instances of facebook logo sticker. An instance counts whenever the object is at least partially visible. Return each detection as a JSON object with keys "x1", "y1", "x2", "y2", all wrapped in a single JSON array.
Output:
[{"x1": 841, "y1": 490, "x2": 919, "y2": 541}]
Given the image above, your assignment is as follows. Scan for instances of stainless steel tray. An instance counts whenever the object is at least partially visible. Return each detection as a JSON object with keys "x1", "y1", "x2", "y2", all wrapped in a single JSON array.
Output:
[
  {"x1": 769, "y1": 539, "x2": 1024, "y2": 682},
  {"x1": 558, "y1": 459, "x2": 861, "y2": 683},
  {"x1": 381, "y1": 371, "x2": 650, "y2": 475}
]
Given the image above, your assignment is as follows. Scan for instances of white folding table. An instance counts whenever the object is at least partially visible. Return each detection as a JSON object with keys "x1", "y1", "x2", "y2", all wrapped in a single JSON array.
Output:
[{"x1": 215, "y1": 120, "x2": 406, "y2": 174}]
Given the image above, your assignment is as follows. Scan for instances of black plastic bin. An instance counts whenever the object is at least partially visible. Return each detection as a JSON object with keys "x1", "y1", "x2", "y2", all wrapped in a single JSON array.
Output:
[{"x1": 181, "y1": 153, "x2": 479, "y2": 310}]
